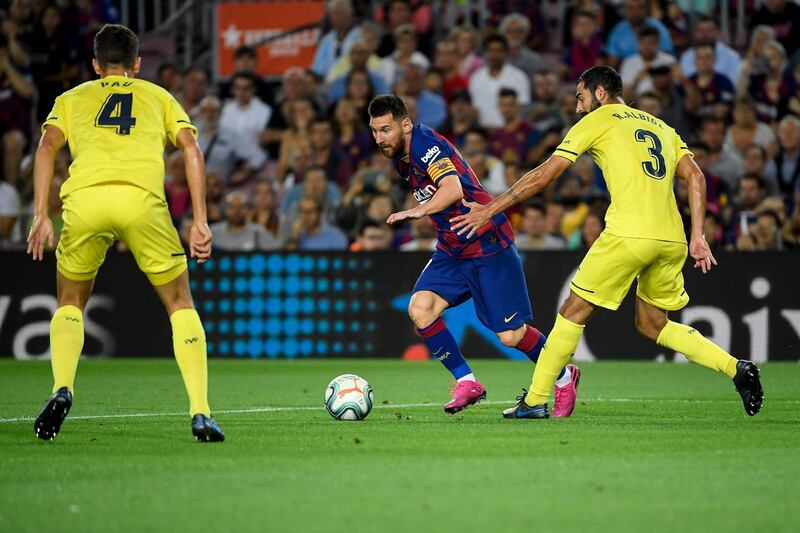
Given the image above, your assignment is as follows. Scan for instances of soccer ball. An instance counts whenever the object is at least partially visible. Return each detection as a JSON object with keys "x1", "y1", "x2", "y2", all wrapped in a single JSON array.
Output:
[{"x1": 324, "y1": 374, "x2": 373, "y2": 420}]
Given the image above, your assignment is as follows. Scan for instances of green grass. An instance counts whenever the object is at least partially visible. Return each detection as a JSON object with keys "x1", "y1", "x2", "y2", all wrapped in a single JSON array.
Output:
[{"x1": 0, "y1": 359, "x2": 798, "y2": 533}]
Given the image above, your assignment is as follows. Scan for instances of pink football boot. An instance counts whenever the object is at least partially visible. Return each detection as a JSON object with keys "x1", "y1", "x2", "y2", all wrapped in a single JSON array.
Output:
[
  {"x1": 444, "y1": 380, "x2": 487, "y2": 414},
  {"x1": 552, "y1": 364, "x2": 581, "y2": 418}
]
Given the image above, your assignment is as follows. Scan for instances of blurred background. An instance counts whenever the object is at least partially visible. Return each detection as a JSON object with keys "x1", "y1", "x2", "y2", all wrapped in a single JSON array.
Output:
[{"x1": 0, "y1": 0, "x2": 798, "y2": 362}]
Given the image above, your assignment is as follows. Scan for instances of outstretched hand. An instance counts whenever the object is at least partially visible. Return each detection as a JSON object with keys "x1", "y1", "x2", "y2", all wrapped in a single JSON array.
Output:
[
  {"x1": 387, "y1": 206, "x2": 425, "y2": 225},
  {"x1": 689, "y1": 234, "x2": 717, "y2": 274},
  {"x1": 26, "y1": 215, "x2": 54, "y2": 261},
  {"x1": 450, "y1": 200, "x2": 490, "y2": 238}
]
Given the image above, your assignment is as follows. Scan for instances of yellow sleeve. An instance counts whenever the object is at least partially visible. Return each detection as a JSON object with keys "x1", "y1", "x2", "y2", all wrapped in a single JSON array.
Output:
[
  {"x1": 42, "y1": 95, "x2": 68, "y2": 138},
  {"x1": 427, "y1": 157, "x2": 458, "y2": 186},
  {"x1": 164, "y1": 94, "x2": 197, "y2": 146},
  {"x1": 553, "y1": 114, "x2": 601, "y2": 163},
  {"x1": 673, "y1": 131, "x2": 693, "y2": 163}
]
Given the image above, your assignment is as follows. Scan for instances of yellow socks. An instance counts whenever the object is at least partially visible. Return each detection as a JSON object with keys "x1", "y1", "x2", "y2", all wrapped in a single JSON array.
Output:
[
  {"x1": 525, "y1": 314, "x2": 584, "y2": 406},
  {"x1": 50, "y1": 305, "x2": 84, "y2": 394},
  {"x1": 170, "y1": 309, "x2": 211, "y2": 417},
  {"x1": 657, "y1": 320, "x2": 738, "y2": 378}
]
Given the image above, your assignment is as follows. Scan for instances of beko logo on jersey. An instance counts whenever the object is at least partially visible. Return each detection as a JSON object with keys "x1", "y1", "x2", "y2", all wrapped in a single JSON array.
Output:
[
  {"x1": 421, "y1": 146, "x2": 441, "y2": 164},
  {"x1": 413, "y1": 185, "x2": 437, "y2": 203}
]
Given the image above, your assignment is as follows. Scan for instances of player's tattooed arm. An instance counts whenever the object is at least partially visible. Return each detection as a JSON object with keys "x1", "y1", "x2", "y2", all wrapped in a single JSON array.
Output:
[{"x1": 451, "y1": 155, "x2": 572, "y2": 238}]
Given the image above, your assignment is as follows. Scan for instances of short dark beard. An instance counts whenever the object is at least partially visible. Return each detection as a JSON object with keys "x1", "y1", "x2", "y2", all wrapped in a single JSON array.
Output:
[{"x1": 383, "y1": 135, "x2": 406, "y2": 159}]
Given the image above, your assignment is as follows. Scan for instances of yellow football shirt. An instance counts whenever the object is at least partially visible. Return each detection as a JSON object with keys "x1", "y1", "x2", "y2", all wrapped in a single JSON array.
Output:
[
  {"x1": 42, "y1": 75, "x2": 197, "y2": 201},
  {"x1": 553, "y1": 103, "x2": 691, "y2": 243}
]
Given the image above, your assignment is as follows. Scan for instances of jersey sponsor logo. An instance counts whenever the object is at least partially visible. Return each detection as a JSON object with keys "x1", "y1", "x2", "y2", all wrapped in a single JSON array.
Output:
[
  {"x1": 420, "y1": 145, "x2": 441, "y2": 164},
  {"x1": 413, "y1": 184, "x2": 437, "y2": 203}
]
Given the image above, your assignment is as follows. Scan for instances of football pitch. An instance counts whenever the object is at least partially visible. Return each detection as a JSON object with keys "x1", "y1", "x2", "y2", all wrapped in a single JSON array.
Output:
[{"x1": 0, "y1": 359, "x2": 798, "y2": 532}]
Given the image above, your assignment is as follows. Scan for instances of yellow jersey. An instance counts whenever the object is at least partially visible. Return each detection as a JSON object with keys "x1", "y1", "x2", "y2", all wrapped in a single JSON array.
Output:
[
  {"x1": 554, "y1": 103, "x2": 691, "y2": 244},
  {"x1": 43, "y1": 75, "x2": 197, "y2": 202}
]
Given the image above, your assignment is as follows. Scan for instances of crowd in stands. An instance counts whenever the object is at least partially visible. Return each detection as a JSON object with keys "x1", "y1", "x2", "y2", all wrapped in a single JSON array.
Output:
[{"x1": 2, "y1": 0, "x2": 800, "y2": 253}]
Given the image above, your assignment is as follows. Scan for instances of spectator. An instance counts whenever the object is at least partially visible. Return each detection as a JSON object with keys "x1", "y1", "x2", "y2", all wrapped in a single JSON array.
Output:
[
  {"x1": 176, "y1": 66, "x2": 208, "y2": 120},
  {"x1": 558, "y1": 174, "x2": 590, "y2": 242},
  {"x1": 635, "y1": 91, "x2": 663, "y2": 118},
  {"x1": 679, "y1": 15, "x2": 741, "y2": 84},
  {"x1": 700, "y1": 117, "x2": 743, "y2": 191},
  {"x1": 731, "y1": 174, "x2": 767, "y2": 243},
  {"x1": 441, "y1": 89, "x2": 479, "y2": 147},
  {"x1": 375, "y1": 0, "x2": 421, "y2": 57},
  {"x1": 488, "y1": 88, "x2": 537, "y2": 164},
  {"x1": 277, "y1": 97, "x2": 316, "y2": 180},
  {"x1": 262, "y1": 67, "x2": 313, "y2": 160},
  {"x1": 500, "y1": 13, "x2": 542, "y2": 82},
  {"x1": 205, "y1": 172, "x2": 225, "y2": 225},
  {"x1": 210, "y1": 191, "x2": 281, "y2": 251},
  {"x1": 397, "y1": 63, "x2": 446, "y2": 130},
  {"x1": 469, "y1": 34, "x2": 531, "y2": 128},
  {"x1": 400, "y1": 215, "x2": 437, "y2": 251},
  {"x1": 775, "y1": 115, "x2": 800, "y2": 197},
  {"x1": 578, "y1": 209, "x2": 605, "y2": 249},
  {"x1": 620, "y1": 25, "x2": 676, "y2": 102},
  {"x1": 399, "y1": 94, "x2": 418, "y2": 124},
  {"x1": 217, "y1": 45, "x2": 273, "y2": 104},
  {"x1": 703, "y1": 208, "x2": 723, "y2": 251},
  {"x1": 432, "y1": 39, "x2": 468, "y2": 102},
  {"x1": 741, "y1": 143, "x2": 778, "y2": 195},
  {"x1": 219, "y1": 71, "x2": 271, "y2": 160},
  {"x1": 377, "y1": 24, "x2": 429, "y2": 88},
  {"x1": 28, "y1": 4, "x2": 81, "y2": 123},
  {"x1": 195, "y1": 96, "x2": 265, "y2": 184},
  {"x1": 561, "y1": 10, "x2": 603, "y2": 81},
  {"x1": 156, "y1": 62, "x2": 181, "y2": 94},
  {"x1": 744, "y1": 39, "x2": 790, "y2": 124},
  {"x1": 462, "y1": 127, "x2": 505, "y2": 195},
  {"x1": 545, "y1": 200, "x2": 566, "y2": 241},
  {"x1": 725, "y1": 97, "x2": 778, "y2": 160},
  {"x1": 288, "y1": 194, "x2": 348, "y2": 251},
  {"x1": 326, "y1": 22, "x2": 384, "y2": 83},
  {"x1": 750, "y1": 0, "x2": 800, "y2": 56},
  {"x1": 309, "y1": 118, "x2": 353, "y2": 188},
  {"x1": 248, "y1": 179, "x2": 280, "y2": 237},
  {"x1": 528, "y1": 71, "x2": 560, "y2": 125},
  {"x1": 0, "y1": 177, "x2": 21, "y2": 246},
  {"x1": 342, "y1": 67, "x2": 377, "y2": 124},
  {"x1": 2, "y1": 1, "x2": 33, "y2": 68},
  {"x1": 328, "y1": 40, "x2": 389, "y2": 102},
  {"x1": 737, "y1": 25, "x2": 776, "y2": 87},
  {"x1": 605, "y1": 0, "x2": 673, "y2": 66},
  {"x1": 164, "y1": 152, "x2": 191, "y2": 224},
  {"x1": 351, "y1": 218, "x2": 393, "y2": 251},
  {"x1": 451, "y1": 25, "x2": 484, "y2": 78},
  {"x1": 332, "y1": 97, "x2": 372, "y2": 170},
  {"x1": 779, "y1": 61, "x2": 800, "y2": 118},
  {"x1": 0, "y1": 40, "x2": 34, "y2": 187},
  {"x1": 515, "y1": 203, "x2": 566, "y2": 251},
  {"x1": 648, "y1": 65, "x2": 691, "y2": 139},
  {"x1": 281, "y1": 166, "x2": 342, "y2": 228},
  {"x1": 737, "y1": 209, "x2": 786, "y2": 251},
  {"x1": 684, "y1": 44, "x2": 735, "y2": 123},
  {"x1": 310, "y1": 0, "x2": 362, "y2": 79}
]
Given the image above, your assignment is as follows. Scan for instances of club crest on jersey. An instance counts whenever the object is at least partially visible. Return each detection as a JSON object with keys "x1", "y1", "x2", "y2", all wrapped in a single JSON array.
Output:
[
  {"x1": 421, "y1": 145, "x2": 441, "y2": 164},
  {"x1": 413, "y1": 184, "x2": 437, "y2": 203}
]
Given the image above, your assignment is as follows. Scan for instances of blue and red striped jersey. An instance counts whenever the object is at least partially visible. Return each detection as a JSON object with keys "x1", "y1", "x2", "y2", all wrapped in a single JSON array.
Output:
[{"x1": 393, "y1": 124, "x2": 515, "y2": 258}]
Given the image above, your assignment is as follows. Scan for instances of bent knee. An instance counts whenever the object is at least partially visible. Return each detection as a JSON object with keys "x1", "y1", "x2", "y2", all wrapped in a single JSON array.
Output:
[
  {"x1": 496, "y1": 329, "x2": 523, "y2": 347},
  {"x1": 408, "y1": 294, "x2": 442, "y2": 329}
]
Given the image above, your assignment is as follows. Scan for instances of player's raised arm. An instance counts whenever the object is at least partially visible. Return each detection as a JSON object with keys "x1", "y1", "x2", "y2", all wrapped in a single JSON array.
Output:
[
  {"x1": 676, "y1": 154, "x2": 717, "y2": 274},
  {"x1": 176, "y1": 127, "x2": 212, "y2": 263},
  {"x1": 451, "y1": 155, "x2": 572, "y2": 238},
  {"x1": 387, "y1": 174, "x2": 463, "y2": 225},
  {"x1": 27, "y1": 125, "x2": 66, "y2": 260}
]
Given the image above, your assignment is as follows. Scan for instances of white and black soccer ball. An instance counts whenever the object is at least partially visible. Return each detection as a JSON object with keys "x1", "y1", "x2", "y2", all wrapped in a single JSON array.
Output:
[{"x1": 324, "y1": 374, "x2": 373, "y2": 420}]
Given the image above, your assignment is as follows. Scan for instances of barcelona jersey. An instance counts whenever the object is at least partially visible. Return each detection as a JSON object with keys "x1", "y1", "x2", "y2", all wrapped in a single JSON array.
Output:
[{"x1": 393, "y1": 125, "x2": 515, "y2": 258}]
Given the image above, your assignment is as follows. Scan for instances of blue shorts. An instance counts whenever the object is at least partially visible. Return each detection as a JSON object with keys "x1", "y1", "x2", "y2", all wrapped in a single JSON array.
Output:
[{"x1": 413, "y1": 244, "x2": 533, "y2": 333}]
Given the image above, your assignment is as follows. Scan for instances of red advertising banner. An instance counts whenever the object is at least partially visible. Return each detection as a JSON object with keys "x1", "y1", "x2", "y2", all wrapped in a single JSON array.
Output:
[{"x1": 216, "y1": 2, "x2": 325, "y2": 78}]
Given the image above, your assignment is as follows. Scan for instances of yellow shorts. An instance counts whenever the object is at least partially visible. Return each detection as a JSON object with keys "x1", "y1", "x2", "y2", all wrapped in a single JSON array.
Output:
[
  {"x1": 57, "y1": 184, "x2": 187, "y2": 285},
  {"x1": 570, "y1": 231, "x2": 689, "y2": 311}
]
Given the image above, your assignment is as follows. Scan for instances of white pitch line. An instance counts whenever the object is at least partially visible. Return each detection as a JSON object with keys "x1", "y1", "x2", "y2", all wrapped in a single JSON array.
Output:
[{"x1": 0, "y1": 397, "x2": 796, "y2": 424}]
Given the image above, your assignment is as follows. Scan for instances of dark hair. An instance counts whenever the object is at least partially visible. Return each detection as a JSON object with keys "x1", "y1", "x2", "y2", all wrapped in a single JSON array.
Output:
[
  {"x1": 743, "y1": 143, "x2": 766, "y2": 159},
  {"x1": 637, "y1": 25, "x2": 660, "y2": 40},
  {"x1": 346, "y1": 67, "x2": 376, "y2": 98},
  {"x1": 358, "y1": 218, "x2": 384, "y2": 235},
  {"x1": 741, "y1": 173, "x2": 765, "y2": 190},
  {"x1": 701, "y1": 116, "x2": 725, "y2": 129},
  {"x1": 368, "y1": 94, "x2": 409, "y2": 121},
  {"x1": 524, "y1": 202, "x2": 546, "y2": 216},
  {"x1": 483, "y1": 33, "x2": 509, "y2": 51},
  {"x1": 695, "y1": 43, "x2": 716, "y2": 56},
  {"x1": 94, "y1": 24, "x2": 138, "y2": 69},
  {"x1": 299, "y1": 194, "x2": 323, "y2": 211},
  {"x1": 234, "y1": 45, "x2": 257, "y2": 59},
  {"x1": 696, "y1": 14, "x2": 717, "y2": 27},
  {"x1": 231, "y1": 70, "x2": 258, "y2": 87},
  {"x1": 157, "y1": 62, "x2": 177, "y2": 76},
  {"x1": 499, "y1": 87, "x2": 519, "y2": 99},
  {"x1": 183, "y1": 66, "x2": 209, "y2": 79},
  {"x1": 687, "y1": 141, "x2": 710, "y2": 153},
  {"x1": 574, "y1": 10, "x2": 595, "y2": 22},
  {"x1": 465, "y1": 126, "x2": 488, "y2": 140},
  {"x1": 577, "y1": 66, "x2": 623, "y2": 99},
  {"x1": 303, "y1": 165, "x2": 328, "y2": 180},
  {"x1": 757, "y1": 209, "x2": 781, "y2": 226}
]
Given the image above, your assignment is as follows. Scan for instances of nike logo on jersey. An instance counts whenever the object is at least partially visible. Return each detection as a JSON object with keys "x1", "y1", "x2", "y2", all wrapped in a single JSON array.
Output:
[
  {"x1": 421, "y1": 145, "x2": 441, "y2": 164},
  {"x1": 504, "y1": 312, "x2": 518, "y2": 323}
]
